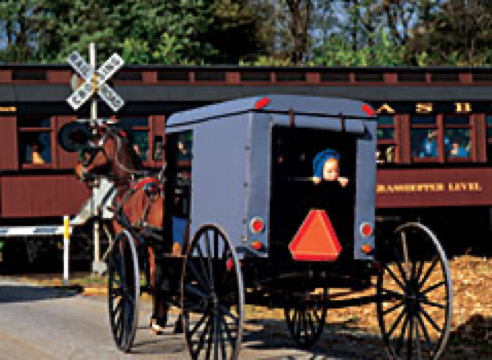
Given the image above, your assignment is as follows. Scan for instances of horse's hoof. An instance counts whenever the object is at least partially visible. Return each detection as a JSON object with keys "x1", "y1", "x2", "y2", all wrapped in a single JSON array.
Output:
[{"x1": 150, "y1": 317, "x2": 166, "y2": 335}]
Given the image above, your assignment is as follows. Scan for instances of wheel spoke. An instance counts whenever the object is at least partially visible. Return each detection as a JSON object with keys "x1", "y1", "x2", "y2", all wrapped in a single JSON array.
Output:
[
  {"x1": 219, "y1": 305, "x2": 239, "y2": 323},
  {"x1": 190, "y1": 309, "x2": 212, "y2": 337},
  {"x1": 388, "y1": 308, "x2": 407, "y2": 338},
  {"x1": 418, "y1": 257, "x2": 439, "y2": 289},
  {"x1": 204, "y1": 231, "x2": 215, "y2": 290},
  {"x1": 384, "y1": 264, "x2": 408, "y2": 293},
  {"x1": 406, "y1": 315, "x2": 414, "y2": 360},
  {"x1": 205, "y1": 315, "x2": 214, "y2": 360},
  {"x1": 395, "y1": 312, "x2": 409, "y2": 355},
  {"x1": 196, "y1": 244, "x2": 211, "y2": 284},
  {"x1": 416, "y1": 311, "x2": 434, "y2": 354},
  {"x1": 420, "y1": 280, "x2": 445, "y2": 295},
  {"x1": 187, "y1": 260, "x2": 211, "y2": 292},
  {"x1": 222, "y1": 317, "x2": 236, "y2": 350},
  {"x1": 420, "y1": 298, "x2": 446, "y2": 309},
  {"x1": 382, "y1": 300, "x2": 405, "y2": 316},
  {"x1": 381, "y1": 287, "x2": 405, "y2": 300},
  {"x1": 415, "y1": 316, "x2": 423, "y2": 360},
  {"x1": 420, "y1": 306, "x2": 443, "y2": 333},
  {"x1": 214, "y1": 313, "x2": 220, "y2": 360},
  {"x1": 193, "y1": 315, "x2": 213, "y2": 358}
]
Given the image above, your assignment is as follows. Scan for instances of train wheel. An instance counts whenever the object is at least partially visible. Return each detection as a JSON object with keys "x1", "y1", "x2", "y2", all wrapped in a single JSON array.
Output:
[
  {"x1": 107, "y1": 230, "x2": 140, "y2": 352},
  {"x1": 284, "y1": 287, "x2": 328, "y2": 349},
  {"x1": 181, "y1": 225, "x2": 244, "y2": 360},
  {"x1": 376, "y1": 222, "x2": 453, "y2": 360}
]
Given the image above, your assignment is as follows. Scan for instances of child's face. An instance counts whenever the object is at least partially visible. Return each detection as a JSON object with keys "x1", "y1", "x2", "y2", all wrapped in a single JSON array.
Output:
[{"x1": 322, "y1": 159, "x2": 339, "y2": 181}]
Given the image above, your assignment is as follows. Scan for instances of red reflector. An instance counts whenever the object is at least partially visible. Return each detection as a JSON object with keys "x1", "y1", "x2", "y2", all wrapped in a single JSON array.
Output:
[
  {"x1": 361, "y1": 244, "x2": 373, "y2": 254},
  {"x1": 250, "y1": 217, "x2": 264, "y2": 234},
  {"x1": 360, "y1": 222, "x2": 373, "y2": 237},
  {"x1": 289, "y1": 210, "x2": 342, "y2": 261},
  {"x1": 251, "y1": 241, "x2": 263, "y2": 251},
  {"x1": 226, "y1": 258, "x2": 234, "y2": 271},
  {"x1": 362, "y1": 104, "x2": 375, "y2": 117},
  {"x1": 255, "y1": 97, "x2": 270, "y2": 109}
]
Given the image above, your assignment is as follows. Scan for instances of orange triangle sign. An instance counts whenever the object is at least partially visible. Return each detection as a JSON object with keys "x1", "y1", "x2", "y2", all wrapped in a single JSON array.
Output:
[{"x1": 289, "y1": 209, "x2": 342, "y2": 261}]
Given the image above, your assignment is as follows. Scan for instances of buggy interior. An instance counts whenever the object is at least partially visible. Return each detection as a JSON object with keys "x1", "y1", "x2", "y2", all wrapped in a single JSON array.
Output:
[
  {"x1": 269, "y1": 125, "x2": 357, "y2": 261},
  {"x1": 164, "y1": 131, "x2": 192, "y2": 251}
]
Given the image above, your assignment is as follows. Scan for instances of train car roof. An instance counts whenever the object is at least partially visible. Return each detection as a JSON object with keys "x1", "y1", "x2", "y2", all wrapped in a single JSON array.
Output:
[{"x1": 166, "y1": 95, "x2": 375, "y2": 129}]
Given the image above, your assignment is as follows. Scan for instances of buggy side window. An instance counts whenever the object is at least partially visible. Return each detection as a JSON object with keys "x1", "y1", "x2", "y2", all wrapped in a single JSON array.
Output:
[{"x1": 165, "y1": 130, "x2": 192, "y2": 218}]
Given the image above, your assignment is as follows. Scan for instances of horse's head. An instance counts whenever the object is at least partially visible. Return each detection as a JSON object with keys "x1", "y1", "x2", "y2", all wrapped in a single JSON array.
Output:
[{"x1": 58, "y1": 120, "x2": 142, "y2": 185}]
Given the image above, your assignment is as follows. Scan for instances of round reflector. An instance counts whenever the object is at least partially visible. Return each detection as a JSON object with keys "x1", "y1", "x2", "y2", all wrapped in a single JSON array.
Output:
[
  {"x1": 251, "y1": 241, "x2": 263, "y2": 251},
  {"x1": 360, "y1": 222, "x2": 373, "y2": 238},
  {"x1": 249, "y1": 217, "x2": 264, "y2": 234},
  {"x1": 361, "y1": 244, "x2": 373, "y2": 254}
]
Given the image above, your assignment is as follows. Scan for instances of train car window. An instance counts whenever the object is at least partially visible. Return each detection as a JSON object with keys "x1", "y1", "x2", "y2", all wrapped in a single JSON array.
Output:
[
  {"x1": 377, "y1": 115, "x2": 397, "y2": 164},
  {"x1": 410, "y1": 115, "x2": 438, "y2": 160},
  {"x1": 18, "y1": 117, "x2": 53, "y2": 166},
  {"x1": 411, "y1": 128, "x2": 438, "y2": 160},
  {"x1": 153, "y1": 136, "x2": 163, "y2": 161},
  {"x1": 485, "y1": 115, "x2": 492, "y2": 139},
  {"x1": 444, "y1": 115, "x2": 471, "y2": 160},
  {"x1": 119, "y1": 116, "x2": 150, "y2": 162}
]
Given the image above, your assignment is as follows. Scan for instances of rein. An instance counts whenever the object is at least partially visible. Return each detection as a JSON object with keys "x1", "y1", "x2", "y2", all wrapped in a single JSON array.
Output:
[{"x1": 82, "y1": 127, "x2": 147, "y2": 181}]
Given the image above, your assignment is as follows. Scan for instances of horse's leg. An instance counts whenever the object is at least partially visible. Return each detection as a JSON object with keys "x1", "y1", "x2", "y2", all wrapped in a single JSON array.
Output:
[{"x1": 148, "y1": 246, "x2": 168, "y2": 334}]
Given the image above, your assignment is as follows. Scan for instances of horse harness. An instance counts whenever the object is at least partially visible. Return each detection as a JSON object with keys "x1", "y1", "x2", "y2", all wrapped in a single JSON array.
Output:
[{"x1": 113, "y1": 177, "x2": 162, "y2": 230}]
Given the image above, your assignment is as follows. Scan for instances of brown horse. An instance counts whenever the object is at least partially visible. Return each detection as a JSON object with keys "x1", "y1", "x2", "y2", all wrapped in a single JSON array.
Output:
[{"x1": 71, "y1": 121, "x2": 170, "y2": 333}]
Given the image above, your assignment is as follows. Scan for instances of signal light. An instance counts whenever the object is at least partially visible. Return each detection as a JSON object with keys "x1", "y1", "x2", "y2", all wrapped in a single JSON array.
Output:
[
  {"x1": 255, "y1": 97, "x2": 270, "y2": 109},
  {"x1": 249, "y1": 217, "x2": 265, "y2": 234},
  {"x1": 362, "y1": 104, "x2": 376, "y2": 117},
  {"x1": 360, "y1": 222, "x2": 374, "y2": 238},
  {"x1": 361, "y1": 244, "x2": 373, "y2": 255},
  {"x1": 251, "y1": 241, "x2": 263, "y2": 251}
]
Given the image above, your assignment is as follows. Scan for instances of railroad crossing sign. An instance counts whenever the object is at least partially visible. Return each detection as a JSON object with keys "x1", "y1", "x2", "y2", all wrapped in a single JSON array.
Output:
[{"x1": 67, "y1": 51, "x2": 125, "y2": 112}]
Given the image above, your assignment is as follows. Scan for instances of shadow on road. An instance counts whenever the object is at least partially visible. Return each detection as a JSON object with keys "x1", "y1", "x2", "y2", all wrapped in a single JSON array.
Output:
[{"x1": 0, "y1": 283, "x2": 81, "y2": 303}]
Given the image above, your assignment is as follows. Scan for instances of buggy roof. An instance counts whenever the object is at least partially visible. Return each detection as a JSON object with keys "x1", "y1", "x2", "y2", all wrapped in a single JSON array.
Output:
[{"x1": 166, "y1": 95, "x2": 375, "y2": 129}]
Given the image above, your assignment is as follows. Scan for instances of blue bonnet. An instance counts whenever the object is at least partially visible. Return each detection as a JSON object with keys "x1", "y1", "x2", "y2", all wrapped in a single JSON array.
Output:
[{"x1": 313, "y1": 149, "x2": 340, "y2": 178}]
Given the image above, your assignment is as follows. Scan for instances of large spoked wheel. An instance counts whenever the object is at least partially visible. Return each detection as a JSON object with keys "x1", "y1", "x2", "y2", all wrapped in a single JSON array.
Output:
[
  {"x1": 284, "y1": 287, "x2": 328, "y2": 349},
  {"x1": 181, "y1": 224, "x2": 245, "y2": 360},
  {"x1": 376, "y1": 222, "x2": 453, "y2": 360},
  {"x1": 107, "y1": 230, "x2": 140, "y2": 352}
]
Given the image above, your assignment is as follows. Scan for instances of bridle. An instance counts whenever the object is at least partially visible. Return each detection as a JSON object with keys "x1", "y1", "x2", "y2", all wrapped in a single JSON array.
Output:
[{"x1": 80, "y1": 126, "x2": 146, "y2": 181}]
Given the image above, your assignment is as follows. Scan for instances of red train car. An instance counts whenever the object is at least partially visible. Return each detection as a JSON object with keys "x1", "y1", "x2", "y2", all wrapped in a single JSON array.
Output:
[{"x1": 0, "y1": 64, "x2": 491, "y2": 260}]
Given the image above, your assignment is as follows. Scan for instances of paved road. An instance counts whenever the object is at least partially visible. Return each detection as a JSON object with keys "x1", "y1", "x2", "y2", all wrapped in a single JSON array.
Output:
[{"x1": 0, "y1": 280, "x2": 384, "y2": 359}]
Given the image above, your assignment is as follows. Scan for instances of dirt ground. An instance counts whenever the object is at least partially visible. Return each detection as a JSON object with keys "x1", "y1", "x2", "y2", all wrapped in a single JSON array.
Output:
[{"x1": 4, "y1": 255, "x2": 491, "y2": 359}]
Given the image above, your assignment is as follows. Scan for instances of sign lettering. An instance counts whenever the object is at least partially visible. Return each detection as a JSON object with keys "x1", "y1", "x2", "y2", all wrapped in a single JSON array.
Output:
[
  {"x1": 66, "y1": 51, "x2": 124, "y2": 112},
  {"x1": 376, "y1": 103, "x2": 395, "y2": 114},
  {"x1": 416, "y1": 102, "x2": 433, "y2": 113}
]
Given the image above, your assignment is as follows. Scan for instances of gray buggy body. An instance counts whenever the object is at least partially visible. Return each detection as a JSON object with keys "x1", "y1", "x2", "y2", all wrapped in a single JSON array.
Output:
[{"x1": 166, "y1": 94, "x2": 377, "y2": 261}]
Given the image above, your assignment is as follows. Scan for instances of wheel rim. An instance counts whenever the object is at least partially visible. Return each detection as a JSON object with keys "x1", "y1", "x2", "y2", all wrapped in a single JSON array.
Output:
[
  {"x1": 108, "y1": 230, "x2": 140, "y2": 352},
  {"x1": 181, "y1": 225, "x2": 244, "y2": 360},
  {"x1": 284, "y1": 287, "x2": 328, "y2": 349},
  {"x1": 377, "y1": 223, "x2": 453, "y2": 360}
]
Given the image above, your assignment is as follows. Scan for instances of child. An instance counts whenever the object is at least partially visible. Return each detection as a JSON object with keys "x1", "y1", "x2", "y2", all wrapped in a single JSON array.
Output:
[{"x1": 312, "y1": 149, "x2": 349, "y2": 187}]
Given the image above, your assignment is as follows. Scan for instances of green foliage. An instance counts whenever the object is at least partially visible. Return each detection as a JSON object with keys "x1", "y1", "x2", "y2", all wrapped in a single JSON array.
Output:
[
  {"x1": 0, "y1": 0, "x2": 270, "y2": 65},
  {"x1": 313, "y1": 29, "x2": 407, "y2": 66}
]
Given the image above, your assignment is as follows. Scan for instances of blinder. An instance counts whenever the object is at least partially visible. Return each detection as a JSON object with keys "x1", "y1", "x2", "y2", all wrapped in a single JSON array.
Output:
[{"x1": 58, "y1": 121, "x2": 95, "y2": 152}]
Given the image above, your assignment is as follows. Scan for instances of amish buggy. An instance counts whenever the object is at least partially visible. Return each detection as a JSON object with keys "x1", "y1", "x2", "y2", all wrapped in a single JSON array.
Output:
[{"x1": 59, "y1": 95, "x2": 453, "y2": 360}]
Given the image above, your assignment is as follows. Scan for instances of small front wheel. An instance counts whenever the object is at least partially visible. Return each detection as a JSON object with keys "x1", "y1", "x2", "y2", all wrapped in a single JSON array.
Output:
[
  {"x1": 107, "y1": 230, "x2": 140, "y2": 352},
  {"x1": 376, "y1": 222, "x2": 453, "y2": 360}
]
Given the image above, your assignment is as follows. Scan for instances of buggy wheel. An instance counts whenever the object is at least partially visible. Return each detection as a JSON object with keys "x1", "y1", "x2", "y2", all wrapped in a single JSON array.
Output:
[
  {"x1": 107, "y1": 230, "x2": 140, "y2": 352},
  {"x1": 181, "y1": 224, "x2": 244, "y2": 360},
  {"x1": 284, "y1": 287, "x2": 328, "y2": 349},
  {"x1": 376, "y1": 223, "x2": 453, "y2": 360}
]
